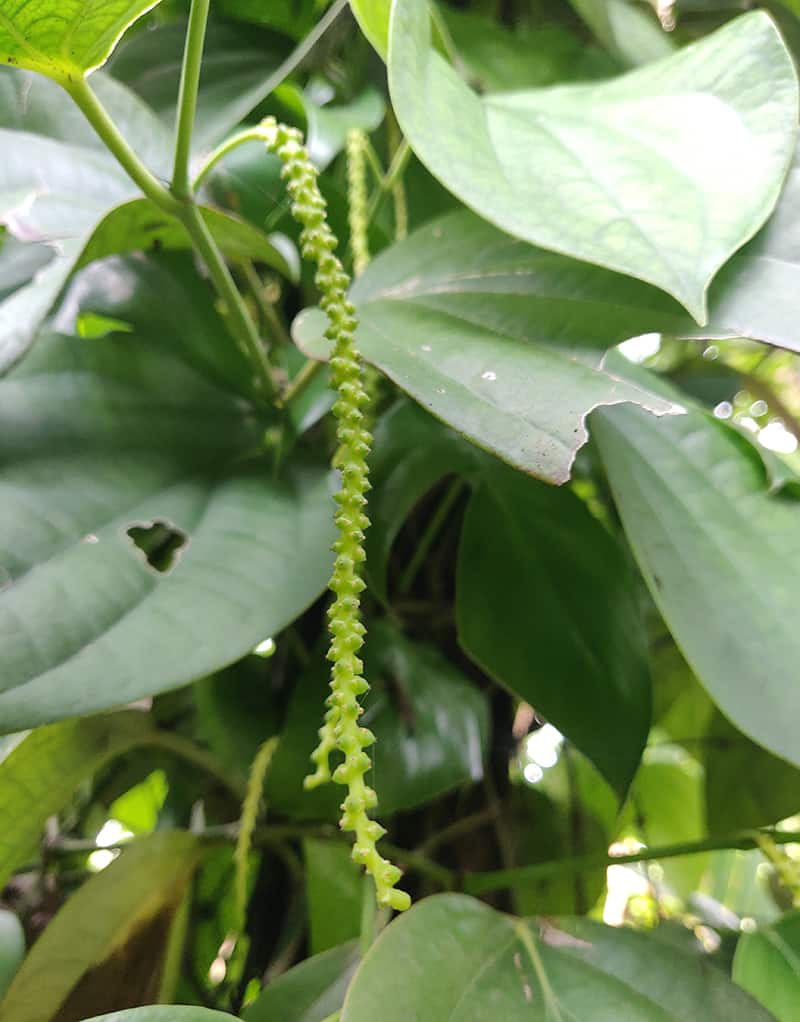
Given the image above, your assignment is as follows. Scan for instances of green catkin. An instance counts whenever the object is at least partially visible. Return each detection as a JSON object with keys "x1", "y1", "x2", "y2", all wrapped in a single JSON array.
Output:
[
  {"x1": 346, "y1": 129, "x2": 370, "y2": 278},
  {"x1": 234, "y1": 736, "x2": 279, "y2": 933},
  {"x1": 260, "y1": 117, "x2": 410, "y2": 913}
]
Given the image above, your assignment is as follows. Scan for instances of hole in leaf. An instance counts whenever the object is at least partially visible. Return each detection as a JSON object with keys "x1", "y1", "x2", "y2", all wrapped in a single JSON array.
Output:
[{"x1": 126, "y1": 520, "x2": 187, "y2": 574}]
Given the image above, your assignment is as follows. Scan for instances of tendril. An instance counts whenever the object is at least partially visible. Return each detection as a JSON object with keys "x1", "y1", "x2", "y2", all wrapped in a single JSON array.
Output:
[{"x1": 260, "y1": 117, "x2": 410, "y2": 913}]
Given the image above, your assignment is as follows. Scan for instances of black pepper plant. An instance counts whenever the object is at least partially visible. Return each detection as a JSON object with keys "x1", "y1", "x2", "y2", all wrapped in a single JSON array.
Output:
[{"x1": 0, "y1": 1, "x2": 800, "y2": 1021}]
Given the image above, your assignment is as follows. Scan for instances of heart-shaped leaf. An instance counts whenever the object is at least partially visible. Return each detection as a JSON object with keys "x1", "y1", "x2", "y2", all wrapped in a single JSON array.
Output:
[
  {"x1": 341, "y1": 893, "x2": 776, "y2": 1020},
  {"x1": 0, "y1": 255, "x2": 334, "y2": 733},
  {"x1": 593, "y1": 360, "x2": 800, "y2": 768},
  {"x1": 0, "y1": 0, "x2": 161, "y2": 82},
  {"x1": 388, "y1": 0, "x2": 799, "y2": 321}
]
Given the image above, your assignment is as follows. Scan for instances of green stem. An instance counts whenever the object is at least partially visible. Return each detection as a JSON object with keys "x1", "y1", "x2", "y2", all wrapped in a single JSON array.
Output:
[
  {"x1": 193, "y1": 126, "x2": 268, "y2": 190},
  {"x1": 398, "y1": 479, "x2": 466, "y2": 596},
  {"x1": 178, "y1": 203, "x2": 277, "y2": 400},
  {"x1": 173, "y1": 0, "x2": 211, "y2": 197},
  {"x1": 465, "y1": 829, "x2": 800, "y2": 896},
  {"x1": 280, "y1": 358, "x2": 324, "y2": 408},
  {"x1": 365, "y1": 140, "x2": 411, "y2": 228},
  {"x1": 64, "y1": 78, "x2": 181, "y2": 216}
]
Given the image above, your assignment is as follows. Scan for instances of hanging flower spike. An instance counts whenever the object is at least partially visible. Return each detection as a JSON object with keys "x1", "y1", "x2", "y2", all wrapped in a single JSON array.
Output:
[{"x1": 260, "y1": 117, "x2": 410, "y2": 913}]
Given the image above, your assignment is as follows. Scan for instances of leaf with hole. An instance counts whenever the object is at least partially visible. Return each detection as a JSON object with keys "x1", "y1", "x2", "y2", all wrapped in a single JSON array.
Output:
[
  {"x1": 0, "y1": 255, "x2": 335, "y2": 732},
  {"x1": 387, "y1": 0, "x2": 798, "y2": 320}
]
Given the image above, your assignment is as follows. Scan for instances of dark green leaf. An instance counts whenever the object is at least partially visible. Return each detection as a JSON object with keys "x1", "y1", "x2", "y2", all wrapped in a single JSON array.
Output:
[
  {"x1": 456, "y1": 463, "x2": 650, "y2": 795},
  {"x1": 593, "y1": 366, "x2": 800, "y2": 768},
  {"x1": 0, "y1": 832, "x2": 200, "y2": 1022},
  {"x1": 341, "y1": 893, "x2": 775, "y2": 1020},
  {"x1": 304, "y1": 839, "x2": 363, "y2": 955},
  {"x1": 388, "y1": 1, "x2": 798, "y2": 320},
  {"x1": 268, "y1": 620, "x2": 489, "y2": 818},
  {"x1": 0, "y1": 711, "x2": 153, "y2": 889},
  {"x1": 244, "y1": 941, "x2": 360, "y2": 1022},
  {"x1": 733, "y1": 909, "x2": 800, "y2": 1021}
]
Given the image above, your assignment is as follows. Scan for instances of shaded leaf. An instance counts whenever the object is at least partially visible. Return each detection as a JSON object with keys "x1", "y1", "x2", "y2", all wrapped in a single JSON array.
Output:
[
  {"x1": 456, "y1": 462, "x2": 651, "y2": 795},
  {"x1": 593, "y1": 365, "x2": 800, "y2": 768},
  {"x1": 567, "y1": 0, "x2": 675, "y2": 66},
  {"x1": 341, "y1": 893, "x2": 775, "y2": 1020},
  {"x1": 0, "y1": 910, "x2": 24, "y2": 1000},
  {"x1": 388, "y1": 0, "x2": 798, "y2": 320},
  {"x1": 244, "y1": 940, "x2": 360, "y2": 1022},
  {"x1": 0, "y1": 832, "x2": 200, "y2": 1022},
  {"x1": 268, "y1": 620, "x2": 489, "y2": 818},
  {"x1": 0, "y1": 711, "x2": 153, "y2": 890},
  {"x1": 304, "y1": 839, "x2": 363, "y2": 955}
]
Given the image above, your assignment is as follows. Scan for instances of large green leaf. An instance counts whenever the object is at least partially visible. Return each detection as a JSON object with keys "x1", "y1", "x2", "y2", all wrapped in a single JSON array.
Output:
[
  {"x1": 341, "y1": 893, "x2": 775, "y2": 1020},
  {"x1": 0, "y1": 911, "x2": 24, "y2": 1001},
  {"x1": 593, "y1": 364, "x2": 800, "y2": 768},
  {"x1": 0, "y1": 256, "x2": 334, "y2": 732},
  {"x1": 304, "y1": 839, "x2": 363, "y2": 955},
  {"x1": 0, "y1": 832, "x2": 200, "y2": 1022},
  {"x1": 350, "y1": 0, "x2": 391, "y2": 57},
  {"x1": 568, "y1": 0, "x2": 675, "y2": 66},
  {"x1": 388, "y1": 0, "x2": 798, "y2": 321},
  {"x1": 268, "y1": 620, "x2": 489, "y2": 818},
  {"x1": 733, "y1": 910, "x2": 800, "y2": 1021},
  {"x1": 0, "y1": 711, "x2": 153, "y2": 889},
  {"x1": 456, "y1": 461, "x2": 650, "y2": 795},
  {"x1": 0, "y1": 0, "x2": 160, "y2": 81},
  {"x1": 292, "y1": 216, "x2": 680, "y2": 486},
  {"x1": 244, "y1": 941, "x2": 360, "y2": 1022}
]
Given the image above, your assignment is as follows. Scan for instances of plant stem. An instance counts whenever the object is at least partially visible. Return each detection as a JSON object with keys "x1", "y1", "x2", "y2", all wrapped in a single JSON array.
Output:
[
  {"x1": 365, "y1": 140, "x2": 411, "y2": 228},
  {"x1": 178, "y1": 203, "x2": 277, "y2": 400},
  {"x1": 173, "y1": 0, "x2": 211, "y2": 198},
  {"x1": 280, "y1": 358, "x2": 324, "y2": 408},
  {"x1": 398, "y1": 479, "x2": 466, "y2": 596},
  {"x1": 63, "y1": 78, "x2": 181, "y2": 216},
  {"x1": 193, "y1": 126, "x2": 268, "y2": 190},
  {"x1": 465, "y1": 829, "x2": 800, "y2": 895}
]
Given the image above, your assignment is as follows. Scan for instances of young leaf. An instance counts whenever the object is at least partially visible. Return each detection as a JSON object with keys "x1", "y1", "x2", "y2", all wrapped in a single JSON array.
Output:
[
  {"x1": 456, "y1": 462, "x2": 650, "y2": 796},
  {"x1": 341, "y1": 893, "x2": 775, "y2": 1020},
  {"x1": 0, "y1": 832, "x2": 200, "y2": 1022},
  {"x1": 0, "y1": 711, "x2": 153, "y2": 889},
  {"x1": 593, "y1": 367, "x2": 800, "y2": 769},
  {"x1": 0, "y1": 0, "x2": 162, "y2": 82},
  {"x1": 733, "y1": 910, "x2": 800, "y2": 1021},
  {"x1": 388, "y1": 0, "x2": 798, "y2": 321}
]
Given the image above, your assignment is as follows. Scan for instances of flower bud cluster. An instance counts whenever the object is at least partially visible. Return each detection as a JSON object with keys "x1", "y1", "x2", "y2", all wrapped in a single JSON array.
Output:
[{"x1": 261, "y1": 118, "x2": 410, "y2": 912}]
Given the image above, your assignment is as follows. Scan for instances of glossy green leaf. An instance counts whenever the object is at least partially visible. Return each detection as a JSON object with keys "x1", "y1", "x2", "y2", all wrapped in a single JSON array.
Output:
[
  {"x1": 388, "y1": 0, "x2": 798, "y2": 320},
  {"x1": 268, "y1": 620, "x2": 489, "y2": 818},
  {"x1": 704, "y1": 712, "x2": 800, "y2": 833},
  {"x1": 593, "y1": 371, "x2": 800, "y2": 768},
  {"x1": 0, "y1": 257, "x2": 334, "y2": 731},
  {"x1": 0, "y1": 910, "x2": 24, "y2": 1001},
  {"x1": 733, "y1": 910, "x2": 800, "y2": 1021},
  {"x1": 0, "y1": 711, "x2": 153, "y2": 889},
  {"x1": 292, "y1": 215, "x2": 680, "y2": 486},
  {"x1": 244, "y1": 941, "x2": 360, "y2": 1022},
  {"x1": 0, "y1": 832, "x2": 200, "y2": 1022},
  {"x1": 457, "y1": 462, "x2": 650, "y2": 795},
  {"x1": 0, "y1": 0, "x2": 161, "y2": 81},
  {"x1": 341, "y1": 893, "x2": 775, "y2": 1020},
  {"x1": 304, "y1": 839, "x2": 363, "y2": 955}
]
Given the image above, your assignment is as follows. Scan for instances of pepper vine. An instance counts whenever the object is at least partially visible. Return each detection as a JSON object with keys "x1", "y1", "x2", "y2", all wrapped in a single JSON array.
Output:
[{"x1": 260, "y1": 118, "x2": 410, "y2": 913}]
